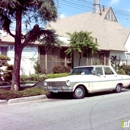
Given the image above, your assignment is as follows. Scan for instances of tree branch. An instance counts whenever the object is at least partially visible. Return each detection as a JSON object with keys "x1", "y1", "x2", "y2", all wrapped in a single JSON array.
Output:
[{"x1": 22, "y1": 24, "x2": 59, "y2": 49}]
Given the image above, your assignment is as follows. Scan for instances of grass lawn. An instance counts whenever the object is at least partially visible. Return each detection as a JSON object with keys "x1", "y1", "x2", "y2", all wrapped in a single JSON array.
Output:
[{"x1": 0, "y1": 87, "x2": 45, "y2": 100}]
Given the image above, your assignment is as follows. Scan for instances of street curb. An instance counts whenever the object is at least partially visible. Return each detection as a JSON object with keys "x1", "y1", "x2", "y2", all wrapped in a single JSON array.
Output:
[
  {"x1": 7, "y1": 95, "x2": 47, "y2": 104},
  {"x1": 0, "y1": 100, "x2": 8, "y2": 104}
]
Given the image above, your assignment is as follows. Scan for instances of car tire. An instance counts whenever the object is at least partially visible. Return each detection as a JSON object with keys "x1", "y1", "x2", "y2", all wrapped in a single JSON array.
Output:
[
  {"x1": 46, "y1": 92, "x2": 56, "y2": 99},
  {"x1": 115, "y1": 84, "x2": 122, "y2": 93},
  {"x1": 73, "y1": 86, "x2": 86, "y2": 99}
]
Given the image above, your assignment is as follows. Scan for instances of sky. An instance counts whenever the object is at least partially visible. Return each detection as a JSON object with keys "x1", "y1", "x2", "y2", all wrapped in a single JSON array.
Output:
[
  {"x1": 57, "y1": 0, "x2": 130, "y2": 28},
  {"x1": 4, "y1": 0, "x2": 130, "y2": 32}
]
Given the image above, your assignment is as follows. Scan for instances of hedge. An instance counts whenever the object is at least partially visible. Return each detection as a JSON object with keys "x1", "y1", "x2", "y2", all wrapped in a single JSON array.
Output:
[{"x1": 20, "y1": 73, "x2": 69, "y2": 82}]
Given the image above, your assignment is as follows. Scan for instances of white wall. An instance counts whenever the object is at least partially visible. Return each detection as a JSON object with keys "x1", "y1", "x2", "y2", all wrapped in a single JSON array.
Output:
[
  {"x1": 125, "y1": 33, "x2": 130, "y2": 52},
  {"x1": 124, "y1": 33, "x2": 130, "y2": 64},
  {"x1": 109, "y1": 51, "x2": 126, "y2": 65},
  {"x1": 7, "y1": 45, "x2": 38, "y2": 75}
]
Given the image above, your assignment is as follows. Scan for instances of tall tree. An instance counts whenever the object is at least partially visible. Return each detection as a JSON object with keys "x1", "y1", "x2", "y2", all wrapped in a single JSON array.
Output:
[
  {"x1": 0, "y1": 0, "x2": 58, "y2": 90},
  {"x1": 66, "y1": 31, "x2": 98, "y2": 66}
]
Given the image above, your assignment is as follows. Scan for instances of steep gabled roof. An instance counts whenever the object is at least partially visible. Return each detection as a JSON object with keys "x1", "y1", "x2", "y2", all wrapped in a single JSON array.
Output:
[{"x1": 47, "y1": 7, "x2": 129, "y2": 51}]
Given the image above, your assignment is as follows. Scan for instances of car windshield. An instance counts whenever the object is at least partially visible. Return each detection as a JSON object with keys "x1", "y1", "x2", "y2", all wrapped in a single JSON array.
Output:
[{"x1": 70, "y1": 67, "x2": 94, "y2": 75}]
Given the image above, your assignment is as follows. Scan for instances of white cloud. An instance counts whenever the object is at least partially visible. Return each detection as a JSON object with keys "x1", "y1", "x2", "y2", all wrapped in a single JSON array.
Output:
[
  {"x1": 59, "y1": 14, "x2": 66, "y2": 18},
  {"x1": 109, "y1": 0, "x2": 120, "y2": 5}
]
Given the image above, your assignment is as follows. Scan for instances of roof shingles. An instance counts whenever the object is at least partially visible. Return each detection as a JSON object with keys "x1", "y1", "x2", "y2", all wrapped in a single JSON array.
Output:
[{"x1": 48, "y1": 8, "x2": 130, "y2": 52}]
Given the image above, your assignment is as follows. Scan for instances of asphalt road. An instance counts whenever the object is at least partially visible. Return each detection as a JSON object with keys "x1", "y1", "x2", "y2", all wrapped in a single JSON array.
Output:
[{"x1": 0, "y1": 89, "x2": 130, "y2": 130}]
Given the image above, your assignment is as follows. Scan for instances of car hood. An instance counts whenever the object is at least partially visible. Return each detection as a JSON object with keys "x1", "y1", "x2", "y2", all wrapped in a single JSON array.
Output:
[{"x1": 45, "y1": 75, "x2": 93, "y2": 82}]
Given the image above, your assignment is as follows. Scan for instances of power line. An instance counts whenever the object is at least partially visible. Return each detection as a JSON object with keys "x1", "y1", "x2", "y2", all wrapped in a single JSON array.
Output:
[{"x1": 54, "y1": 0, "x2": 130, "y2": 21}]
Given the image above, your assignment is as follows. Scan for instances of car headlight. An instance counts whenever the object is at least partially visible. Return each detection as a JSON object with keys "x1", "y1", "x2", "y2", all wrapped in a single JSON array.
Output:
[
  {"x1": 44, "y1": 81, "x2": 47, "y2": 86},
  {"x1": 66, "y1": 80, "x2": 71, "y2": 86}
]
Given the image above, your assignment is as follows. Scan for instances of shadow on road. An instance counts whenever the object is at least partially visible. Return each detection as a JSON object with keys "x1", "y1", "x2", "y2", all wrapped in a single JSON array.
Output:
[
  {"x1": 48, "y1": 88, "x2": 130, "y2": 100},
  {"x1": 87, "y1": 88, "x2": 129, "y2": 97}
]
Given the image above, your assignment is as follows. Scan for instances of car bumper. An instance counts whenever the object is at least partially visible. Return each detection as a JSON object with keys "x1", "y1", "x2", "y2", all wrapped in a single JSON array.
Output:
[{"x1": 44, "y1": 86, "x2": 73, "y2": 93}]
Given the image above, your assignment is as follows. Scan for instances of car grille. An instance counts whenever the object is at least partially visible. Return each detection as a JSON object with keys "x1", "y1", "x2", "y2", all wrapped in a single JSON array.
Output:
[{"x1": 47, "y1": 81, "x2": 66, "y2": 87}]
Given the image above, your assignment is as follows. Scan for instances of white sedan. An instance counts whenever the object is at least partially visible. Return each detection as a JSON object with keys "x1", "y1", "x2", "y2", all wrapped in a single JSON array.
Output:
[{"x1": 43, "y1": 65, "x2": 130, "y2": 99}]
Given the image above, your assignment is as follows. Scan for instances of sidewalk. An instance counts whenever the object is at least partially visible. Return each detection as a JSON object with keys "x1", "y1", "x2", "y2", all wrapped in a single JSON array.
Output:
[
  {"x1": 0, "y1": 83, "x2": 47, "y2": 104},
  {"x1": 0, "y1": 95, "x2": 47, "y2": 104}
]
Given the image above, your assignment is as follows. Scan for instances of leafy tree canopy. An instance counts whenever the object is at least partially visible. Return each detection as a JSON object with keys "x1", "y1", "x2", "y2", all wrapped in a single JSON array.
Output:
[
  {"x1": 66, "y1": 31, "x2": 98, "y2": 54},
  {"x1": 0, "y1": 0, "x2": 59, "y2": 48},
  {"x1": 66, "y1": 31, "x2": 99, "y2": 65},
  {"x1": 0, "y1": 0, "x2": 59, "y2": 90}
]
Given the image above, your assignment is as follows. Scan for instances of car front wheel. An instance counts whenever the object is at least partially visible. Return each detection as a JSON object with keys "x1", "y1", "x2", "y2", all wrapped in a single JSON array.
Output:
[{"x1": 73, "y1": 86, "x2": 86, "y2": 99}]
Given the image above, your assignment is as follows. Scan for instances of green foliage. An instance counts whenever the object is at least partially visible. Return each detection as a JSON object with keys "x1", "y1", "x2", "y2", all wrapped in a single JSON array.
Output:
[
  {"x1": 120, "y1": 64, "x2": 130, "y2": 75},
  {"x1": 20, "y1": 73, "x2": 69, "y2": 82},
  {"x1": 0, "y1": 0, "x2": 58, "y2": 90},
  {"x1": 0, "y1": 54, "x2": 10, "y2": 67},
  {"x1": 0, "y1": 0, "x2": 58, "y2": 31},
  {"x1": 47, "y1": 73, "x2": 68, "y2": 78},
  {"x1": 0, "y1": 54, "x2": 10, "y2": 61},
  {"x1": 53, "y1": 65, "x2": 71, "y2": 73},
  {"x1": 65, "y1": 31, "x2": 98, "y2": 65},
  {"x1": 0, "y1": 87, "x2": 45, "y2": 100},
  {"x1": 110, "y1": 55, "x2": 120, "y2": 72},
  {"x1": 20, "y1": 74, "x2": 46, "y2": 82},
  {"x1": 2, "y1": 65, "x2": 13, "y2": 81},
  {"x1": 6, "y1": 65, "x2": 13, "y2": 71},
  {"x1": 118, "y1": 68, "x2": 126, "y2": 75},
  {"x1": 34, "y1": 60, "x2": 42, "y2": 74},
  {"x1": 2, "y1": 72, "x2": 12, "y2": 81}
]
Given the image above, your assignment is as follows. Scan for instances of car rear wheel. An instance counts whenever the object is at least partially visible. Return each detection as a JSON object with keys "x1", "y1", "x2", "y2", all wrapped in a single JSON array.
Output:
[
  {"x1": 115, "y1": 84, "x2": 122, "y2": 93},
  {"x1": 73, "y1": 86, "x2": 86, "y2": 99}
]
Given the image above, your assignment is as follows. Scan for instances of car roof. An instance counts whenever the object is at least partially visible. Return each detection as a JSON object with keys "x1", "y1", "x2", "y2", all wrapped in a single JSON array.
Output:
[{"x1": 74, "y1": 65, "x2": 111, "y2": 68}]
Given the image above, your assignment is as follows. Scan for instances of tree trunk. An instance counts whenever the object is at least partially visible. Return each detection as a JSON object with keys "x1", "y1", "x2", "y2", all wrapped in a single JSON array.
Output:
[
  {"x1": 78, "y1": 53, "x2": 81, "y2": 66},
  {"x1": 10, "y1": 8, "x2": 23, "y2": 91},
  {"x1": 11, "y1": 45, "x2": 22, "y2": 91}
]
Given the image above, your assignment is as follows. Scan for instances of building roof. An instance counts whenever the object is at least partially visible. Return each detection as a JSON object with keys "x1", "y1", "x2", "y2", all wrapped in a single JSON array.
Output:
[{"x1": 47, "y1": 7, "x2": 130, "y2": 52}]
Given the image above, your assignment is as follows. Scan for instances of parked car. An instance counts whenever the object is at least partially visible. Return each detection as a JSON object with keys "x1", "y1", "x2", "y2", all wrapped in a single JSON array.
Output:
[{"x1": 43, "y1": 65, "x2": 130, "y2": 99}]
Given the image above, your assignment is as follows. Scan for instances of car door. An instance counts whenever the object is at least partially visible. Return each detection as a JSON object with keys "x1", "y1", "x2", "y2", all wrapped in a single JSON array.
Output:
[
  {"x1": 103, "y1": 67, "x2": 119, "y2": 89},
  {"x1": 92, "y1": 67, "x2": 109, "y2": 92}
]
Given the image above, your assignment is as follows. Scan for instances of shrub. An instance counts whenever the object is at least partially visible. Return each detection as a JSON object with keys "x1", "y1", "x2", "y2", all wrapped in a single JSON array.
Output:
[
  {"x1": 0, "y1": 87, "x2": 45, "y2": 100},
  {"x1": 47, "y1": 73, "x2": 68, "y2": 78},
  {"x1": 20, "y1": 73, "x2": 69, "y2": 82},
  {"x1": 20, "y1": 74, "x2": 47, "y2": 83},
  {"x1": 2, "y1": 72, "x2": 12, "y2": 81},
  {"x1": 120, "y1": 65, "x2": 130, "y2": 75},
  {"x1": 34, "y1": 60, "x2": 42, "y2": 74},
  {"x1": 2, "y1": 65, "x2": 13, "y2": 81},
  {"x1": 118, "y1": 68, "x2": 126, "y2": 75},
  {"x1": 53, "y1": 65, "x2": 71, "y2": 73},
  {"x1": 20, "y1": 75, "x2": 29, "y2": 82}
]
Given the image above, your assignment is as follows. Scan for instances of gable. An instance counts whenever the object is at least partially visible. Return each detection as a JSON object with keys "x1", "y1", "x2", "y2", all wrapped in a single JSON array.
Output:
[
  {"x1": 104, "y1": 7, "x2": 117, "y2": 22},
  {"x1": 125, "y1": 33, "x2": 130, "y2": 52}
]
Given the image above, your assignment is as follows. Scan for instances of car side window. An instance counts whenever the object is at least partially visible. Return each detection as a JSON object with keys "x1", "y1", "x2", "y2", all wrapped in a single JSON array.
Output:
[
  {"x1": 95, "y1": 67, "x2": 103, "y2": 75},
  {"x1": 104, "y1": 67, "x2": 114, "y2": 75}
]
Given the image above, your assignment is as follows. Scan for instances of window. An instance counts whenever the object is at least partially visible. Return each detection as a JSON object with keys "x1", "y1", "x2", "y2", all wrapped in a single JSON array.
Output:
[
  {"x1": 126, "y1": 53, "x2": 130, "y2": 59},
  {"x1": 95, "y1": 67, "x2": 103, "y2": 75},
  {"x1": 71, "y1": 67, "x2": 94, "y2": 75},
  {"x1": 0, "y1": 47, "x2": 8, "y2": 55},
  {"x1": 104, "y1": 67, "x2": 114, "y2": 75}
]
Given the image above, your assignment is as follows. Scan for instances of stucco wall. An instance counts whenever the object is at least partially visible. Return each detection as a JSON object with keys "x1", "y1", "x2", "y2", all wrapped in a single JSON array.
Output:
[
  {"x1": 109, "y1": 51, "x2": 126, "y2": 65},
  {"x1": 73, "y1": 51, "x2": 86, "y2": 67}
]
